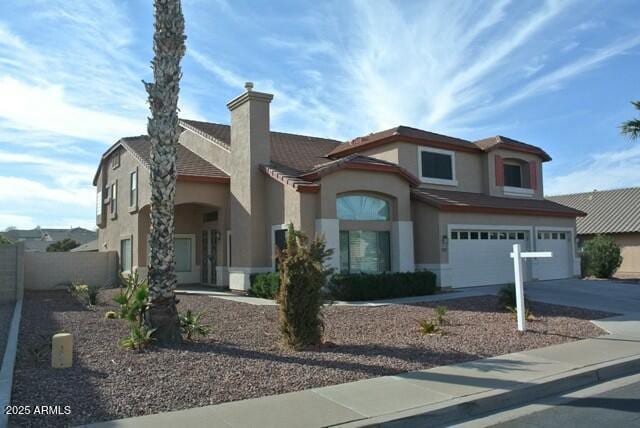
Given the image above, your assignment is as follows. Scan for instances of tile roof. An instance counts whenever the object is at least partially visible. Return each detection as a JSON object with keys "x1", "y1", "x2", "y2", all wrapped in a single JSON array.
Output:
[
  {"x1": 548, "y1": 187, "x2": 640, "y2": 234},
  {"x1": 412, "y1": 188, "x2": 585, "y2": 218},
  {"x1": 328, "y1": 126, "x2": 480, "y2": 157},
  {"x1": 94, "y1": 136, "x2": 230, "y2": 185},
  {"x1": 180, "y1": 119, "x2": 341, "y2": 173},
  {"x1": 299, "y1": 154, "x2": 421, "y2": 186},
  {"x1": 474, "y1": 135, "x2": 552, "y2": 161}
]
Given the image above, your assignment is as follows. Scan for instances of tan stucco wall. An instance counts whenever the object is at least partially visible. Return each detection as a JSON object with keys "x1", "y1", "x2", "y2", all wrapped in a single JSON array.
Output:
[
  {"x1": 412, "y1": 202, "x2": 442, "y2": 265},
  {"x1": 24, "y1": 251, "x2": 118, "y2": 290},
  {"x1": 97, "y1": 148, "x2": 148, "y2": 267},
  {"x1": 361, "y1": 141, "x2": 485, "y2": 193},
  {"x1": 179, "y1": 128, "x2": 231, "y2": 175},
  {"x1": 228, "y1": 92, "x2": 272, "y2": 269},
  {"x1": 318, "y1": 169, "x2": 411, "y2": 221},
  {"x1": 614, "y1": 233, "x2": 640, "y2": 276}
]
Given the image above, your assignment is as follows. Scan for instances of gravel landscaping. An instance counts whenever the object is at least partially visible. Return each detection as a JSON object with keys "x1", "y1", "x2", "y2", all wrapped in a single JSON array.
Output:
[{"x1": 11, "y1": 289, "x2": 613, "y2": 427}]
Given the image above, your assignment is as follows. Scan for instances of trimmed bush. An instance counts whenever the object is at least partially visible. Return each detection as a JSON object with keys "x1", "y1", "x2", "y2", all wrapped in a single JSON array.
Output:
[
  {"x1": 278, "y1": 223, "x2": 333, "y2": 350},
  {"x1": 582, "y1": 234, "x2": 623, "y2": 278},
  {"x1": 249, "y1": 272, "x2": 280, "y2": 299},
  {"x1": 327, "y1": 271, "x2": 438, "y2": 301}
]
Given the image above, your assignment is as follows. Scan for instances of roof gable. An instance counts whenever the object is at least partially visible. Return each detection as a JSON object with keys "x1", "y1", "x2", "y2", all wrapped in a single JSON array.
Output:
[{"x1": 93, "y1": 136, "x2": 229, "y2": 186}]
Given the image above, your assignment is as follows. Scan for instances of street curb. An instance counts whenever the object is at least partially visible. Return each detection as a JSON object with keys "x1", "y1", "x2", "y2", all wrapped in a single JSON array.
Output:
[{"x1": 337, "y1": 353, "x2": 640, "y2": 427}]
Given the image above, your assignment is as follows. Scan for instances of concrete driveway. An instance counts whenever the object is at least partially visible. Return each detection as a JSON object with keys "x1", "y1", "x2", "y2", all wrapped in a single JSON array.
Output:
[{"x1": 523, "y1": 278, "x2": 640, "y2": 315}]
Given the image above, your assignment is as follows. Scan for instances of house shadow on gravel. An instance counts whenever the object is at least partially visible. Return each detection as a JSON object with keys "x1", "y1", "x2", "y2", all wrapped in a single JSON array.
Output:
[
  {"x1": 174, "y1": 340, "x2": 479, "y2": 378},
  {"x1": 10, "y1": 290, "x2": 117, "y2": 428}
]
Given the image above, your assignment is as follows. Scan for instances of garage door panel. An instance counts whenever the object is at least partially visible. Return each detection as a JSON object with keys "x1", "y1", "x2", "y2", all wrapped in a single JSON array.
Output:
[
  {"x1": 534, "y1": 231, "x2": 572, "y2": 280},
  {"x1": 448, "y1": 229, "x2": 529, "y2": 287}
]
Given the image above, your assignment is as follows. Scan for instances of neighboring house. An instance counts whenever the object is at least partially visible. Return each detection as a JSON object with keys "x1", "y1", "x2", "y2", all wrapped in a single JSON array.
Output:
[
  {"x1": 549, "y1": 187, "x2": 640, "y2": 278},
  {"x1": 70, "y1": 240, "x2": 99, "y2": 252},
  {"x1": 93, "y1": 83, "x2": 584, "y2": 290},
  {"x1": 0, "y1": 227, "x2": 96, "y2": 252}
]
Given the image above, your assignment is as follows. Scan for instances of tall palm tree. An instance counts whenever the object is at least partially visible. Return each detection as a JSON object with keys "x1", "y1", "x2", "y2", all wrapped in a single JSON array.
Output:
[
  {"x1": 620, "y1": 101, "x2": 640, "y2": 140},
  {"x1": 143, "y1": 0, "x2": 186, "y2": 344}
]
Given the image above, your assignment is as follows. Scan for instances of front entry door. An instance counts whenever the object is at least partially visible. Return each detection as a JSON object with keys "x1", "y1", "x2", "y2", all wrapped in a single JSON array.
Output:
[{"x1": 201, "y1": 230, "x2": 218, "y2": 286}]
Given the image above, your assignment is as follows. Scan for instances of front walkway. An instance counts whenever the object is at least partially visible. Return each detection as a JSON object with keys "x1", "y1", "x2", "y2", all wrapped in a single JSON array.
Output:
[{"x1": 88, "y1": 279, "x2": 640, "y2": 428}]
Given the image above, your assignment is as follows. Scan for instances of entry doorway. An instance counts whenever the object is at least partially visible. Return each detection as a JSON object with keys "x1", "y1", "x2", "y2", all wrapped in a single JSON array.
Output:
[{"x1": 201, "y1": 229, "x2": 219, "y2": 286}]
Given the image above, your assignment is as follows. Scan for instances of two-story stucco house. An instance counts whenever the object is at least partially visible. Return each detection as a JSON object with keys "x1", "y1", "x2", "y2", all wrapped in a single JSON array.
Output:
[{"x1": 93, "y1": 83, "x2": 584, "y2": 291}]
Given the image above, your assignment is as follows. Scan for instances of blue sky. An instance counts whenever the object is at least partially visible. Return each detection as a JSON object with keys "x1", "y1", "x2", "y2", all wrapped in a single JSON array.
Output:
[{"x1": 0, "y1": 0, "x2": 639, "y2": 230}]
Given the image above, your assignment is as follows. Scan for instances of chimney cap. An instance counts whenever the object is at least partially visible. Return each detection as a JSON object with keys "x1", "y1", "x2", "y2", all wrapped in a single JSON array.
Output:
[{"x1": 244, "y1": 82, "x2": 254, "y2": 91}]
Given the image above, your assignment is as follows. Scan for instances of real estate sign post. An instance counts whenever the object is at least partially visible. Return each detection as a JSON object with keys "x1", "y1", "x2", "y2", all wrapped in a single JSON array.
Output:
[{"x1": 510, "y1": 244, "x2": 552, "y2": 332}]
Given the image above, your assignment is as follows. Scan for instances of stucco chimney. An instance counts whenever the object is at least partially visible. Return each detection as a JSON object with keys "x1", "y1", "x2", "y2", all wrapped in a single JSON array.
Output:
[{"x1": 227, "y1": 83, "x2": 274, "y2": 291}]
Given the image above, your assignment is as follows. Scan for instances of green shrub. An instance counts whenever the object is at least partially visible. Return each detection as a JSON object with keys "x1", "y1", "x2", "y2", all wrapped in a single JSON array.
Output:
[
  {"x1": 435, "y1": 305, "x2": 447, "y2": 326},
  {"x1": 582, "y1": 235, "x2": 623, "y2": 278},
  {"x1": 119, "y1": 325, "x2": 156, "y2": 350},
  {"x1": 417, "y1": 319, "x2": 439, "y2": 335},
  {"x1": 179, "y1": 310, "x2": 211, "y2": 340},
  {"x1": 278, "y1": 223, "x2": 333, "y2": 350},
  {"x1": 0, "y1": 235, "x2": 13, "y2": 245},
  {"x1": 68, "y1": 282, "x2": 100, "y2": 306},
  {"x1": 498, "y1": 283, "x2": 532, "y2": 314},
  {"x1": 114, "y1": 272, "x2": 149, "y2": 325},
  {"x1": 327, "y1": 271, "x2": 438, "y2": 301},
  {"x1": 249, "y1": 272, "x2": 280, "y2": 299},
  {"x1": 46, "y1": 238, "x2": 79, "y2": 252}
]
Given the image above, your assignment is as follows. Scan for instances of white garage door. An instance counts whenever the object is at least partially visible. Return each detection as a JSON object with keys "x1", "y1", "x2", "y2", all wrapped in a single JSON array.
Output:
[
  {"x1": 534, "y1": 230, "x2": 573, "y2": 280},
  {"x1": 448, "y1": 229, "x2": 529, "y2": 287}
]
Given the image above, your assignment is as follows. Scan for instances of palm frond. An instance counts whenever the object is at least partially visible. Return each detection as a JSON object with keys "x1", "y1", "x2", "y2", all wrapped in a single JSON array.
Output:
[{"x1": 620, "y1": 119, "x2": 640, "y2": 140}]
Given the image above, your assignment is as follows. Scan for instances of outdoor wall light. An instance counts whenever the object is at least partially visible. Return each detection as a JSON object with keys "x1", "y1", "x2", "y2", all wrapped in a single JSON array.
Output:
[
  {"x1": 214, "y1": 230, "x2": 221, "y2": 241},
  {"x1": 441, "y1": 235, "x2": 448, "y2": 250}
]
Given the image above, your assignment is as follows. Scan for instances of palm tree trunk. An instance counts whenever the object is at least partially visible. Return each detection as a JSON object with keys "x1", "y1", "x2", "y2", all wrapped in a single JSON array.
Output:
[{"x1": 143, "y1": 0, "x2": 186, "y2": 345}]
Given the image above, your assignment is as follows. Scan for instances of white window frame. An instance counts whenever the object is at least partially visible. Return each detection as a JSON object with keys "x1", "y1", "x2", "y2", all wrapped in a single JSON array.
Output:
[
  {"x1": 417, "y1": 147, "x2": 458, "y2": 186},
  {"x1": 503, "y1": 186, "x2": 535, "y2": 197},
  {"x1": 129, "y1": 169, "x2": 138, "y2": 210},
  {"x1": 96, "y1": 190, "x2": 102, "y2": 217},
  {"x1": 110, "y1": 181, "x2": 118, "y2": 219},
  {"x1": 119, "y1": 235, "x2": 133, "y2": 273}
]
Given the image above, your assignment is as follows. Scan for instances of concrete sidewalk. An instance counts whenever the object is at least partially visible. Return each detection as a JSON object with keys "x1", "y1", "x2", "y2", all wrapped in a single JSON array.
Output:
[{"x1": 86, "y1": 311, "x2": 640, "y2": 428}]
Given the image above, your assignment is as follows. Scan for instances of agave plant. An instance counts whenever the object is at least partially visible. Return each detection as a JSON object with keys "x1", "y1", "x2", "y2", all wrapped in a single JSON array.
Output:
[
  {"x1": 119, "y1": 325, "x2": 156, "y2": 350},
  {"x1": 179, "y1": 310, "x2": 211, "y2": 341}
]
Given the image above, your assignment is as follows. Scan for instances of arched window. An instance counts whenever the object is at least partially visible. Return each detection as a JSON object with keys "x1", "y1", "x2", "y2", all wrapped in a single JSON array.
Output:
[{"x1": 336, "y1": 195, "x2": 390, "y2": 221}]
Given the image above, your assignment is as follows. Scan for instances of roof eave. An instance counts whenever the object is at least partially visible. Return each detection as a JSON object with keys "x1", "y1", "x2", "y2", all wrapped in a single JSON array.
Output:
[{"x1": 328, "y1": 134, "x2": 482, "y2": 158}]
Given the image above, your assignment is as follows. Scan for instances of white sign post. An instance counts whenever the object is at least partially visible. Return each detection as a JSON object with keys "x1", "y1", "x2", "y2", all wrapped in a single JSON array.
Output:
[{"x1": 510, "y1": 244, "x2": 552, "y2": 332}]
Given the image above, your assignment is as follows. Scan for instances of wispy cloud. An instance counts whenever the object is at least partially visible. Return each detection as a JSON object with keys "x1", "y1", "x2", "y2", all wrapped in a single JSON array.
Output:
[{"x1": 546, "y1": 145, "x2": 640, "y2": 195}]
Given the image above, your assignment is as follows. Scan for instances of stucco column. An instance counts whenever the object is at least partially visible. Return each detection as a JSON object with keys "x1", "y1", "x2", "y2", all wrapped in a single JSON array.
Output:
[
  {"x1": 227, "y1": 83, "x2": 274, "y2": 291},
  {"x1": 316, "y1": 219, "x2": 340, "y2": 272},
  {"x1": 392, "y1": 220, "x2": 415, "y2": 272}
]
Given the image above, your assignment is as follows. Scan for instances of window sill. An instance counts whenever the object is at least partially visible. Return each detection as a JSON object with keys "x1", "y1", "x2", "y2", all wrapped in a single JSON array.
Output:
[
  {"x1": 503, "y1": 186, "x2": 534, "y2": 196},
  {"x1": 128, "y1": 205, "x2": 138, "y2": 214},
  {"x1": 110, "y1": 213, "x2": 118, "y2": 220},
  {"x1": 420, "y1": 177, "x2": 458, "y2": 186}
]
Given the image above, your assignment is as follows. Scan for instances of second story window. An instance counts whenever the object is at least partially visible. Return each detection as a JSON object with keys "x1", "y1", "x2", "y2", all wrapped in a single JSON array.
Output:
[
  {"x1": 111, "y1": 151, "x2": 120, "y2": 169},
  {"x1": 504, "y1": 163, "x2": 522, "y2": 187},
  {"x1": 110, "y1": 182, "x2": 117, "y2": 217},
  {"x1": 129, "y1": 170, "x2": 138, "y2": 208},
  {"x1": 96, "y1": 190, "x2": 102, "y2": 217},
  {"x1": 418, "y1": 147, "x2": 457, "y2": 185}
]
